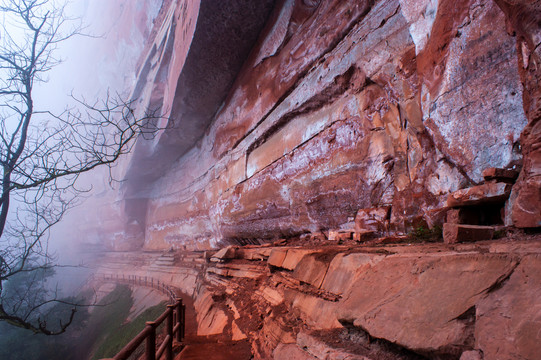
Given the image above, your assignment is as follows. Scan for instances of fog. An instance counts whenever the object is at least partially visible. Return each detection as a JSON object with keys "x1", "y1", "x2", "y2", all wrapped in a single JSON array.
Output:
[{"x1": 2, "y1": 0, "x2": 161, "y2": 297}]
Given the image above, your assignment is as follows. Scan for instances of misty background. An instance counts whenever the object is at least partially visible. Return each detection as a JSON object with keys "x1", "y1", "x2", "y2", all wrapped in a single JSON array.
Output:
[{"x1": 13, "y1": 0, "x2": 162, "y2": 296}]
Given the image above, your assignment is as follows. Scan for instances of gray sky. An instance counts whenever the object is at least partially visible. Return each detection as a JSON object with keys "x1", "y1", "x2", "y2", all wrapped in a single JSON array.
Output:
[{"x1": 17, "y1": 0, "x2": 162, "y2": 294}]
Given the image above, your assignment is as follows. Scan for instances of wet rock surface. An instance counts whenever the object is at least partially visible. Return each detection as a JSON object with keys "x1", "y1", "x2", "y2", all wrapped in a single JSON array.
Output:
[
  {"x1": 77, "y1": 0, "x2": 540, "y2": 250},
  {"x1": 95, "y1": 236, "x2": 541, "y2": 359},
  {"x1": 78, "y1": 1, "x2": 541, "y2": 359},
  {"x1": 91, "y1": 0, "x2": 537, "y2": 251}
]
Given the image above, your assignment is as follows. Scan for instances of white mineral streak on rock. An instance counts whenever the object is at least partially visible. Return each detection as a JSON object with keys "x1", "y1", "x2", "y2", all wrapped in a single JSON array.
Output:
[
  {"x1": 254, "y1": 0, "x2": 295, "y2": 66},
  {"x1": 426, "y1": 158, "x2": 466, "y2": 196},
  {"x1": 423, "y1": 0, "x2": 527, "y2": 183},
  {"x1": 399, "y1": 0, "x2": 439, "y2": 54}
]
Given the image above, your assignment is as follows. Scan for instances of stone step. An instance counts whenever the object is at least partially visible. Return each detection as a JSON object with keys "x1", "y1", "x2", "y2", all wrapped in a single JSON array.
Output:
[
  {"x1": 147, "y1": 266, "x2": 175, "y2": 273},
  {"x1": 151, "y1": 264, "x2": 175, "y2": 269},
  {"x1": 150, "y1": 253, "x2": 176, "y2": 268},
  {"x1": 178, "y1": 258, "x2": 206, "y2": 265},
  {"x1": 443, "y1": 223, "x2": 495, "y2": 244}
]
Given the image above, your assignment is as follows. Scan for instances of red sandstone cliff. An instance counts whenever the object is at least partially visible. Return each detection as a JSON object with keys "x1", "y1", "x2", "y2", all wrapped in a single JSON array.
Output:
[
  {"x1": 82, "y1": 1, "x2": 541, "y2": 359},
  {"x1": 92, "y1": 0, "x2": 540, "y2": 251}
]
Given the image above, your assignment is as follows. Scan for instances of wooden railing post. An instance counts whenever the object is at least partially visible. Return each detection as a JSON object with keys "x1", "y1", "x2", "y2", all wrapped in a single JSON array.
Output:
[
  {"x1": 181, "y1": 300, "x2": 185, "y2": 341},
  {"x1": 145, "y1": 322, "x2": 156, "y2": 360},
  {"x1": 175, "y1": 299, "x2": 183, "y2": 342},
  {"x1": 166, "y1": 305, "x2": 174, "y2": 360}
]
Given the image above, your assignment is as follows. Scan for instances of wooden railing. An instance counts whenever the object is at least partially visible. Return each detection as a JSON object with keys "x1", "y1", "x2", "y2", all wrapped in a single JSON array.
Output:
[
  {"x1": 98, "y1": 274, "x2": 186, "y2": 360},
  {"x1": 100, "y1": 273, "x2": 178, "y2": 302}
]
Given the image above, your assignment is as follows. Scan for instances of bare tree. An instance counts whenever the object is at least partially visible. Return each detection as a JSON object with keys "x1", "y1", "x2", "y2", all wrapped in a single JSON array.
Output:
[{"x1": 0, "y1": 0, "x2": 159, "y2": 334}]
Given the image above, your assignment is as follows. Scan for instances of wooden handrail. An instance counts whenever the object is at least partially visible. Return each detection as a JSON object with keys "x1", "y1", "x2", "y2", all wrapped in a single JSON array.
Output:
[
  {"x1": 99, "y1": 273, "x2": 178, "y2": 302},
  {"x1": 97, "y1": 274, "x2": 186, "y2": 360},
  {"x1": 145, "y1": 321, "x2": 156, "y2": 360},
  {"x1": 113, "y1": 324, "x2": 152, "y2": 359}
]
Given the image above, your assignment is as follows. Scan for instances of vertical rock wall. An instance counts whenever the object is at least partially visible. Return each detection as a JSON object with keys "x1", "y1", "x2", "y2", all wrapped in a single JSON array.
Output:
[
  {"x1": 494, "y1": 0, "x2": 541, "y2": 228},
  {"x1": 135, "y1": 0, "x2": 535, "y2": 250}
]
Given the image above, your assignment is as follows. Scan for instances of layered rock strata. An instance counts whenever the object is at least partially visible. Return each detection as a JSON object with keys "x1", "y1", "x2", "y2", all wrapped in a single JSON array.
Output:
[
  {"x1": 94, "y1": 237, "x2": 541, "y2": 359},
  {"x1": 81, "y1": 1, "x2": 541, "y2": 358},
  {"x1": 93, "y1": 0, "x2": 540, "y2": 251}
]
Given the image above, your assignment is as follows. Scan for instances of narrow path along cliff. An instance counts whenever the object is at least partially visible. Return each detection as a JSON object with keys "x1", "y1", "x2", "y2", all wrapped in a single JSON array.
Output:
[{"x1": 92, "y1": 231, "x2": 541, "y2": 360}]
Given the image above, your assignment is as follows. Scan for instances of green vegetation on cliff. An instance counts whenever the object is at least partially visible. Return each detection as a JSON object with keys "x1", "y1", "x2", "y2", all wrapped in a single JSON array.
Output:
[
  {"x1": 0, "y1": 284, "x2": 166, "y2": 360},
  {"x1": 91, "y1": 286, "x2": 165, "y2": 359}
]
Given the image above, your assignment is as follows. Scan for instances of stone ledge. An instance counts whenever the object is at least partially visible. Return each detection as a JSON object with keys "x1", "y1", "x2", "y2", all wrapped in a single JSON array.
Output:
[
  {"x1": 482, "y1": 167, "x2": 519, "y2": 182},
  {"x1": 443, "y1": 223, "x2": 495, "y2": 244},
  {"x1": 447, "y1": 182, "x2": 512, "y2": 207}
]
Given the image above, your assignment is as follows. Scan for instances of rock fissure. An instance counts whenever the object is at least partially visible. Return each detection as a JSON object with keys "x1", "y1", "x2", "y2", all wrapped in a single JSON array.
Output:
[
  {"x1": 247, "y1": 116, "x2": 352, "y2": 180},
  {"x1": 422, "y1": 125, "x2": 478, "y2": 186},
  {"x1": 228, "y1": 2, "x2": 378, "y2": 157},
  {"x1": 480, "y1": 257, "x2": 521, "y2": 295},
  {"x1": 247, "y1": 66, "x2": 367, "y2": 157}
]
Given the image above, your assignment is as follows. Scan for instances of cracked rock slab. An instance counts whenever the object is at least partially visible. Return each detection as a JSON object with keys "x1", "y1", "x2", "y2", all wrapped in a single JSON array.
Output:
[
  {"x1": 447, "y1": 182, "x2": 512, "y2": 207},
  {"x1": 336, "y1": 253, "x2": 519, "y2": 356},
  {"x1": 443, "y1": 223, "x2": 495, "y2": 244},
  {"x1": 475, "y1": 254, "x2": 541, "y2": 359}
]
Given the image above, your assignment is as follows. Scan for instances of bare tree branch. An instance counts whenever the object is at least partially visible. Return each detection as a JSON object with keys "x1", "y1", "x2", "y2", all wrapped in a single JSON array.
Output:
[{"x1": 0, "y1": 0, "x2": 164, "y2": 334}]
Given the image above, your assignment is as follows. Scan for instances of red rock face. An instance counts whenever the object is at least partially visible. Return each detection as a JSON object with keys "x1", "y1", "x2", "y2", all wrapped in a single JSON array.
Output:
[
  {"x1": 94, "y1": 239, "x2": 541, "y2": 359},
  {"x1": 475, "y1": 254, "x2": 541, "y2": 359},
  {"x1": 100, "y1": 0, "x2": 538, "y2": 250},
  {"x1": 421, "y1": 0, "x2": 525, "y2": 183},
  {"x1": 493, "y1": 0, "x2": 541, "y2": 228}
]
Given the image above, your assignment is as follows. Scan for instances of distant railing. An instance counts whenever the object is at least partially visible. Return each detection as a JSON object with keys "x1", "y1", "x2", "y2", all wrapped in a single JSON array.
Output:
[
  {"x1": 100, "y1": 273, "x2": 178, "y2": 302},
  {"x1": 98, "y1": 274, "x2": 186, "y2": 360}
]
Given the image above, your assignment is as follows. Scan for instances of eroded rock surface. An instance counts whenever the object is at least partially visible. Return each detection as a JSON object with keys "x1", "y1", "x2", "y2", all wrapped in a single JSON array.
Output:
[
  {"x1": 73, "y1": 0, "x2": 541, "y2": 252},
  {"x1": 85, "y1": 0, "x2": 538, "y2": 251},
  {"x1": 78, "y1": 1, "x2": 541, "y2": 359},
  {"x1": 94, "y1": 238, "x2": 541, "y2": 359}
]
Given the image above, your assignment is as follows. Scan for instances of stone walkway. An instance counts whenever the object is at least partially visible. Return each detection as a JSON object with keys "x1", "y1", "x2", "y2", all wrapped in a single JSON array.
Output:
[
  {"x1": 176, "y1": 293, "x2": 251, "y2": 360},
  {"x1": 177, "y1": 338, "x2": 251, "y2": 360}
]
